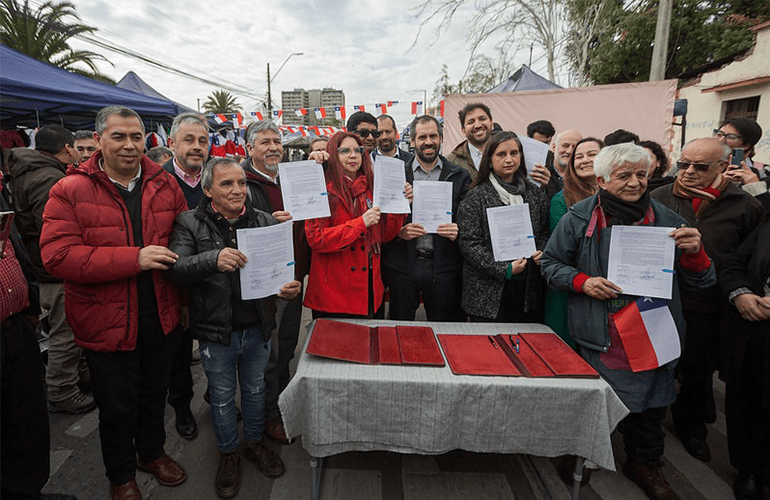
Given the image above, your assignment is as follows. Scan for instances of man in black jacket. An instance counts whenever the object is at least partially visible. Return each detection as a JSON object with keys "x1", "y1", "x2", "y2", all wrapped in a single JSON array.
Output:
[
  {"x1": 169, "y1": 158, "x2": 300, "y2": 498},
  {"x1": 382, "y1": 115, "x2": 471, "y2": 321}
]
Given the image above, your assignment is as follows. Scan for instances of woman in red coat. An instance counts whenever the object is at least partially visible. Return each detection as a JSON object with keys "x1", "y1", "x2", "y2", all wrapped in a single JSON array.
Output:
[{"x1": 304, "y1": 132, "x2": 407, "y2": 318}]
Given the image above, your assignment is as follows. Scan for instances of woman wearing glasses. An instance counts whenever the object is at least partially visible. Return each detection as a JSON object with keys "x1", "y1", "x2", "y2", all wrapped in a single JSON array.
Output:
[
  {"x1": 304, "y1": 132, "x2": 408, "y2": 318},
  {"x1": 714, "y1": 118, "x2": 767, "y2": 187}
]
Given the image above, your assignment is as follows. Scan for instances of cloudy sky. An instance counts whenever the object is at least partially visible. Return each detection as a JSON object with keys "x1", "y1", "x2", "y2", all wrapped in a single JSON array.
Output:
[{"x1": 64, "y1": 0, "x2": 555, "y2": 127}]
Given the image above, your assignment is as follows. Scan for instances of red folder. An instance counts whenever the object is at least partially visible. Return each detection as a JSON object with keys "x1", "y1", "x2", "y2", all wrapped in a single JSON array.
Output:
[
  {"x1": 307, "y1": 319, "x2": 445, "y2": 366},
  {"x1": 437, "y1": 333, "x2": 599, "y2": 378}
]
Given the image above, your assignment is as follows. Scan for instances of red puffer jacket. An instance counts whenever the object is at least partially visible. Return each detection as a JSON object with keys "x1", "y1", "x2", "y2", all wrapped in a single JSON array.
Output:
[
  {"x1": 40, "y1": 152, "x2": 187, "y2": 352},
  {"x1": 304, "y1": 181, "x2": 405, "y2": 316}
]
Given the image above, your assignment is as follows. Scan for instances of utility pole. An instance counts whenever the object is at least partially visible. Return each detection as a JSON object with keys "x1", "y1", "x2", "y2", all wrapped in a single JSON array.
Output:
[
  {"x1": 267, "y1": 63, "x2": 272, "y2": 113},
  {"x1": 649, "y1": 0, "x2": 673, "y2": 81}
]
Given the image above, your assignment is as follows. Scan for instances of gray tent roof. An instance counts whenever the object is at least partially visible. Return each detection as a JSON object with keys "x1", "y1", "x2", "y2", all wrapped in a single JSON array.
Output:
[{"x1": 486, "y1": 65, "x2": 562, "y2": 93}]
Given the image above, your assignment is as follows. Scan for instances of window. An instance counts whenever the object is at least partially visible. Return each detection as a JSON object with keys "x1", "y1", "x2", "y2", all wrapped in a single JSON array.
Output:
[{"x1": 722, "y1": 96, "x2": 760, "y2": 121}]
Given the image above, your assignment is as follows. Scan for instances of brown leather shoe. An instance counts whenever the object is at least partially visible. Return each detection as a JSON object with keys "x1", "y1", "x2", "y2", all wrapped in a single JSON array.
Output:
[
  {"x1": 215, "y1": 449, "x2": 241, "y2": 499},
  {"x1": 265, "y1": 416, "x2": 292, "y2": 445},
  {"x1": 137, "y1": 454, "x2": 186, "y2": 486},
  {"x1": 623, "y1": 457, "x2": 680, "y2": 500},
  {"x1": 111, "y1": 478, "x2": 142, "y2": 500},
  {"x1": 244, "y1": 440, "x2": 285, "y2": 478}
]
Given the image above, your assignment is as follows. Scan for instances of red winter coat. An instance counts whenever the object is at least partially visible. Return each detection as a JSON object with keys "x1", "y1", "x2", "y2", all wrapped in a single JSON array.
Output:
[
  {"x1": 304, "y1": 181, "x2": 405, "y2": 316},
  {"x1": 40, "y1": 152, "x2": 187, "y2": 352}
]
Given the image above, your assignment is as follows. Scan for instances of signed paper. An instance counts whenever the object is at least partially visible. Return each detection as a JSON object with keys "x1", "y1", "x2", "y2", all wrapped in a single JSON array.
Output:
[
  {"x1": 518, "y1": 135, "x2": 550, "y2": 183},
  {"x1": 373, "y1": 155, "x2": 410, "y2": 214},
  {"x1": 486, "y1": 204, "x2": 537, "y2": 261},
  {"x1": 607, "y1": 226, "x2": 676, "y2": 300},
  {"x1": 237, "y1": 222, "x2": 295, "y2": 300},
  {"x1": 412, "y1": 181, "x2": 452, "y2": 233},
  {"x1": 278, "y1": 161, "x2": 330, "y2": 221}
]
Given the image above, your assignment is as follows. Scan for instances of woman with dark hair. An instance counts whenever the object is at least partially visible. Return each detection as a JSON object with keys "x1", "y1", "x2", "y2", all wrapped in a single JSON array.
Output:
[
  {"x1": 457, "y1": 131, "x2": 549, "y2": 322},
  {"x1": 545, "y1": 137, "x2": 603, "y2": 347},
  {"x1": 640, "y1": 140, "x2": 673, "y2": 191},
  {"x1": 304, "y1": 132, "x2": 407, "y2": 318}
]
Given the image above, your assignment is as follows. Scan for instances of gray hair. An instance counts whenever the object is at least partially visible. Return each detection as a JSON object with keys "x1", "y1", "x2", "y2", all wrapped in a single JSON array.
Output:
[
  {"x1": 94, "y1": 106, "x2": 144, "y2": 135},
  {"x1": 201, "y1": 157, "x2": 241, "y2": 191},
  {"x1": 147, "y1": 146, "x2": 173, "y2": 163},
  {"x1": 246, "y1": 119, "x2": 282, "y2": 146},
  {"x1": 74, "y1": 130, "x2": 94, "y2": 141},
  {"x1": 170, "y1": 112, "x2": 209, "y2": 139},
  {"x1": 593, "y1": 142, "x2": 652, "y2": 182}
]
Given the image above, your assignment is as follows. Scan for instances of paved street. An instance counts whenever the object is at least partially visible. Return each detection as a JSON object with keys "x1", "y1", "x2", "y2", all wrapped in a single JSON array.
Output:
[{"x1": 43, "y1": 306, "x2": 764, "y2": 500}]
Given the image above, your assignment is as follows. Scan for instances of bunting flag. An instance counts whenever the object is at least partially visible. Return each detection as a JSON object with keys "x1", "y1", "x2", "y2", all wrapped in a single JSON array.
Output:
[
  {"x1": 231, "y1": 113, "x2": 243, "y2": 128},
  {"x1": 250, "y1": 111, "x2": 264, "y2": 120},
  {"x1": 295, "y1": 108, "x2": 308, "y2": 117},
  {"x1": 353, "y1": 105, "x2": 365, "y2": 113},
  {"x1": 272, "y1": 110, "x2": 283, "y2": 120},
  {"x1": 387, "y1": 100, "x2": 398, "y2": 107},
  {"x1": 334, "y1": 106, "x2": 346, "y2": 121},
  {"x1": 325, "y1": 127, "x2": 335, "y2": 137},
  {"x1": 309, "y1": 126, "x2": 320, "y2": 136},
  {"x1": 214, "y1": 114, "x2": 227, "y2": 124},
  {"x1": 613, "y1": 297, "x2": 681, "y2": 373},
  {"x1": 314, "y1": 107, "x2": 327, "y2": 119},
  {"x1": 375, "y1": 103, "x2": 387, "y2": 116},
  {"x1": 440, "y1": 100, "x2": 445, "y2": 117},
  {"x1": 411, "y1": 101, "x2": 424, "y2": 115}
]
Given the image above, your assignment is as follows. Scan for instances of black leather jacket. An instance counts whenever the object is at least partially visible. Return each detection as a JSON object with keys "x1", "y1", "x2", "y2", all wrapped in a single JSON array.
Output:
[{"x1": 168, "y1": 199, "x2": 278, "y2": 345}]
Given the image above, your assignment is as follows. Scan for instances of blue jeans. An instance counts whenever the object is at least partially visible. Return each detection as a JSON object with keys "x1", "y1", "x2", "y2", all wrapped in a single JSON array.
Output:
[{"x1": 200, "y1": 324, "x2": 270, "y2": 452}]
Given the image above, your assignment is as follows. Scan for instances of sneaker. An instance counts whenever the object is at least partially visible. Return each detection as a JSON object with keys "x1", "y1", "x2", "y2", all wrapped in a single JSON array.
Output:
[
  {"x1": 48, "y1": 390, "x2": 96, "y2": 414},
  {"x1": 215, "y1": 449, "x2": 240, "y2": 499},
  {"x1": 244, "y1": 440, "x2": 285, "y2": 478},
  {"x1": 623, "y1": 457, "x2": 680, "y2": 500}
]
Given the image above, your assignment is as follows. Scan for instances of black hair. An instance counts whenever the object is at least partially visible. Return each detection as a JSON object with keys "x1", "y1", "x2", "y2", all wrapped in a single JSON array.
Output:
[
  {"x1": 526, "y1": 120, "x2": 555, "y2": 139},
  {"x1": 720, "y1": 117, "x2": 762, "y2": 149},
  {"x1": 346, "y1": 111, "x2": 377, "y2": 132},
  {"x1": 409, "y1": 115, "x2": 443, "y2": 139},
  {"x1": 639, "y1": 140, "x2": 669, "y2": 179},
  {"x1": 35, "y1": 125, "x2": 74, "y2": 155},
  {"x1": 458, "y1": 103, "x2": 492, "y2": 128},
  {"x1": 603, "y1": 129, "x2": 639, "y2": 146},
  {"x1": 470, "y1": 131, "x2": 526, "y2": 189}
]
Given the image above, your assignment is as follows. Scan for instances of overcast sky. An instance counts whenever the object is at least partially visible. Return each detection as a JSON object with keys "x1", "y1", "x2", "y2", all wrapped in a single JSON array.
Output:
[{"x1": 65, "y1": 0, "x2": 554, "y2": 128}]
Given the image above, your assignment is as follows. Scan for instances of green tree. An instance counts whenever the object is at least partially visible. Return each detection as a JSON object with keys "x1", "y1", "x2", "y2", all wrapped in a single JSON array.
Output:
[
  {"x1": 566, "y1": 0, "x2": 764, "y2": 85},
  {"x1": 203, "y1": 90, "x2": 242, "y2": 114},
  {"x1": 0, "y1": 0, "x2": 113, "y2": 82}
]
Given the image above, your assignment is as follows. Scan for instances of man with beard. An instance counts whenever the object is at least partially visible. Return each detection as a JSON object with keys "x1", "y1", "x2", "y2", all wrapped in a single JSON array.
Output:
[
  {"x1": 382, "y1": 115, "x2": 471, "y2": 321},
  {"x1": 161, "y1": 112, "x2": 210, "y2": 441},
  {"x1": 241, "y1": 119, "x2": 308, "y2": 445},
  {"x1": 373, "y1": 114, "x2": 413, "y2": 163},
  {"x1": 346, "y1": 111, "x2": 379, "y2": 154}
]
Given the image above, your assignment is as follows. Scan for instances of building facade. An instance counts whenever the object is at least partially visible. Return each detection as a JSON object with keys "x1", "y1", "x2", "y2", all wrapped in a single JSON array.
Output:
[{"x1": 282, "y1": 87, "x2": 345, "y2": 127}]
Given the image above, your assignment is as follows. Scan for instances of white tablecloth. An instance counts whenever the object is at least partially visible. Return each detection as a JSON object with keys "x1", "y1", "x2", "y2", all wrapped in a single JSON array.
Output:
[{"x1": 279, "y1": 320, "x2": 629, "y2": 471}]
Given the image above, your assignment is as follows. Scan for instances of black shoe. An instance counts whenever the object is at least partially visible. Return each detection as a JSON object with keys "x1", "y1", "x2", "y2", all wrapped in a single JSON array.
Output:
[
  {"x1": 734, "y1": 473, "x2": 763, "y2": 500},
  {"x1": 40, "y1": 495, "x2": 78, "y2": 500},
  {"x1": 676, "y1": 429, "x2": 711, "y2": 462},
  {"x1": 204, "y1": 387, "x2": 242, "y2": 421},
  {"x1": 175, "y1": 407, "x2": 198, "y2": 440}
]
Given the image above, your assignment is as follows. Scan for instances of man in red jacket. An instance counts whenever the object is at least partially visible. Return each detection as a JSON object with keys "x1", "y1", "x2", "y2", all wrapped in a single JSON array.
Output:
[{"x1": 40, "y1": 106, "x2": 189, "y2": 500}]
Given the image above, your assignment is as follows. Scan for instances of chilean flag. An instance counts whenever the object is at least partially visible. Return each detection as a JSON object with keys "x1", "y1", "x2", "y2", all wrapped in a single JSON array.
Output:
[
  {"x1": 272, "y1": 110, "x2": 283, "y2": 121},
  {"x1": 214, "y1": 114, "x2": 227, "y2": 124},
  {"x1": 314, "y1": 107, "x2": 326, "y2": 119},
  {"x1": 295, "y1": 108, "x2": 308, "y2": 117},
  {"x1": 613, "y1": 297, "x2": 681, "y2": 372},
  {"x1": 250, "y1": 111, "x2": 264, "y2": 120},
  {"x1": 375, "y1": 103, "x2": 387, "y2": 115},
  {"x1": 231, "y1": 113, "x2": 243, "y2": 127},
  {"x1": 353, "y1": 105, "x2": 365, "y2": 113},
  {"x1": 411, "y1": 101, "x2": 424, "y2": 114},
  {"x1": 335, "y1": 106, "x2": 346, "y2": 120}
]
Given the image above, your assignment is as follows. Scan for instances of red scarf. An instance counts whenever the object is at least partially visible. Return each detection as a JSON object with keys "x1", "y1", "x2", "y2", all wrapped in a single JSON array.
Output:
[
  {"x1": 343, "y1": 175, "x2": 381, "y2": 252},
  {"x1": 672, "y1": 175, "x2": 730, "y2": 218}
]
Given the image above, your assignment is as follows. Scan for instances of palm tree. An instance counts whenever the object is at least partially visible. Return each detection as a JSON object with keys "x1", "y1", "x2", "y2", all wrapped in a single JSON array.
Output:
[
  {"x1": 203, "y1": 90, "x2": 242, "y2": 114},
  {"x1": 0, "y1": 0, "x2": 113, "y2": 82}
]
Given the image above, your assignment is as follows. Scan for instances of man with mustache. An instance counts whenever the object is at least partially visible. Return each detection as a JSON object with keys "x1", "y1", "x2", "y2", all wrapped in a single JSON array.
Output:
[
  {"x1": 346, "y1": 111, "x2": 379, "y2": 155},
  {"x1": 447, "y1": 103, "x2": 493, "y2": 181},
  {"x1": 373, "y1": 114, "x2": 413, "y2": 164},
  {"x1": 162, "y1": 112, "x2": 211, "y2": 441},
  {"x1": 241, "y1": 120, "x2": 308, "y2": 446},
  {"x1": 383, "y1": 115, "x2": 471, "y2": 321}
]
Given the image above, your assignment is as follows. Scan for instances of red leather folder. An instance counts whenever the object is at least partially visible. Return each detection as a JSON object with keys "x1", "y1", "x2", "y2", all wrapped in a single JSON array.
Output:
[
  {"x1": 437, "y1": 333, "x2": 599, "y2": 378},
  {"x1": 306, "y1": 319, "x2": 445, "y2": 366}
]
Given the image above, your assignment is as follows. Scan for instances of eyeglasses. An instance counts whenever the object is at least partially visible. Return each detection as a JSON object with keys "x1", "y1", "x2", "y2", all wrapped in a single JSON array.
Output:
[
  {"x1": 354, "y1": 129, "x2": 381, "y2": 139},
  {"x1": 338, "y1": 146, "x2": 365, "y2": 156},
  {"x1": 713, "y1": 129, "x2": 742, "y2": 142},
  {"x1": 676, "y1": 160, "x2": 720, "y2": 173}
]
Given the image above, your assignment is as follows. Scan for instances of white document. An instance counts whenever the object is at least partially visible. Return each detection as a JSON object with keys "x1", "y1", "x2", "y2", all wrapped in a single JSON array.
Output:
[
  {"x1": 373, "y1": 155, "x2": 410, "y2": 214},
  {"x1": 278, "y1": 161, "x2": 330, "y2": 221},
  {"x1": 607, "y1": 226, "x2": 676, "y2": 300},
  {"x1": 518, "y1": 135, "x2": 550, "y2": 184},
  {"x1": 237, "y1": 222, "x2": 295, "y2": 300},
  {"x1": 412, "y1": 181, "x2": 452, "y2": 234},
  {"x1": 486, "y1": 204, "x2": 537, "y2": 261}
]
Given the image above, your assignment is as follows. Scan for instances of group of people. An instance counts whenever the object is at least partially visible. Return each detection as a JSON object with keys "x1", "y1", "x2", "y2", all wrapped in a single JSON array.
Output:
[{"x1": 0, "y1": 101, "x2": 767, "y2": 500}]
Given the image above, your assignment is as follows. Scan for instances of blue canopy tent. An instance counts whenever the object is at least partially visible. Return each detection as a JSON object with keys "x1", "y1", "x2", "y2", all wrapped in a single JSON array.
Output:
[
  {"x1": 116, "y1": 71, "x2": 196, "y2": 115},
  {"x1": 486, "y1": 65, "x2": 562, "y2": 93},
  {"x1": 0, "y1": 44, "x2": 180, "y2": 130}
]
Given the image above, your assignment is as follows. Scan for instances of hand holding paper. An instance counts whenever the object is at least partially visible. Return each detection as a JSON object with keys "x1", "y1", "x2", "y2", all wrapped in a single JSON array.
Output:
[
  {"x1": 582, "y1": 277, "x2": 622, "y2": 300},
  {"x1": 669, "y1": 227, "x2": 702, "y2": 253}
]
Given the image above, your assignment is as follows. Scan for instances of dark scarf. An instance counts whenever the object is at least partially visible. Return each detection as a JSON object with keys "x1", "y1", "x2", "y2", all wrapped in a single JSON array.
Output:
[
  {"x1": 492, "y1": 173, "x2": 527, "y2": 195},
  {"x1": 598, "y1": 189, "x2": 651, "y2": 226},
  {"x1": 342, "y1": 174, "x2": 381, "y2": 251}
]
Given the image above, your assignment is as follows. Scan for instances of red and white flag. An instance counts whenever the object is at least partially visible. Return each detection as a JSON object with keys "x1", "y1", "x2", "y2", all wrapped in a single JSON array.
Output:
[
  {"x1": 411, "y1": 101, "x2": 424, "y2": 115},
  {"x1": 298, "y1": 127, "x2": 308, "y2": 137},
  {"x1": 314, "y1": 107, "x2": 327, "y2": 119},
  {"x1": 295, "y1": 108, "x2": 308, "y2": 117},
  {"x1": 250, "y1": 111, "x2": 264, "y2": 120},
  {"x1": 440, "y1": 100, "x2": 445, "y2": 117},
  {"x1": 272, "y1": 110, "x2": 283, "y2": 121},
  {"x1": 375, "y1": 103, "x2": 387, "y2": 115},
  {"x1": 334, "y1": 106, "x2": 346, "y2": 120},
  {"x1": 613, "y1": 297, "x2": 681, "y2": 372},
  {"x1": 215, "y1": 114, "x2": 227, "y2": 124},
  {"x1": 309, "y1": 126, "x2": 320, "y2": 136},
  {"x1": 387, "y1": 100, "x2": 397, "y2": 107},
  {"x1": 231, "y1": 113, "x2": 243, "y2": 128},
  {"x1": 353, "y1": 105, "x2": 365, "y2": 113}
]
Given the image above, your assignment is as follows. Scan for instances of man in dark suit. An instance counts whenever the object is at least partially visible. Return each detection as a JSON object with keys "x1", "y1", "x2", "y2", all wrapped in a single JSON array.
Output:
[{"x1": 373, "y1": 114, "x2": 413, "y2": 164}]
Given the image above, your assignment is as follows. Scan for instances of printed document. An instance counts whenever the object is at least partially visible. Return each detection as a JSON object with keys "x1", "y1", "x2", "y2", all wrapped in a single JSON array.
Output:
[
  {"x1": 487, "y1": 204, "x2": 537, "y2": 261},
  {"x1": 237, "y1": 221, "x2": 295, "y2": 300},
  {"x1": 278, "y1": 161, "x2": 330, "y2": 221},
  {"x1": 373, "y1": 155, "x2": 410, "y2": 214},
  {"x1": 607, "y1": 225, "x2": 676, "y2": 300},
  {"x1": 412, "y1": 181, "x2": 452, "y2": 233}
]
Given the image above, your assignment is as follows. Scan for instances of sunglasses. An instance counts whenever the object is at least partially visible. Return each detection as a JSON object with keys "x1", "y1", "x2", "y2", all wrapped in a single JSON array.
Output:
[
  {"x1": 712, "y1": 129, "x2": 742, "y2": 142},
  {"x1": 354, "y1": 129, "x2": 381, "y2": 139},
  {"x1": 676, "y1": 160, "x2": 719, "y2": 173},
  {"x1": 338, "y1": 146, "x2": 365, "y2": 156}
]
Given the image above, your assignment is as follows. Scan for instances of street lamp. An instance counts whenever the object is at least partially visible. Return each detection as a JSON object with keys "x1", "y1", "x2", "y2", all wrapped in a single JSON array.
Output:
[{"x1": 267, "y1": 52, "x2": 304, "y2": 113}]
